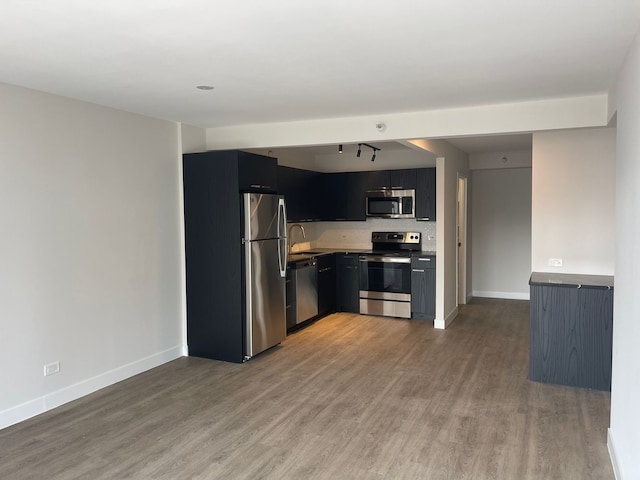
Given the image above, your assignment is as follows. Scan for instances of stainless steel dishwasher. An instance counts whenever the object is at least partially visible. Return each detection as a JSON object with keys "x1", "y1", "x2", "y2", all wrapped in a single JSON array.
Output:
[{"x1": 288, "y1": 258, "x2": 318, "y2": 328}]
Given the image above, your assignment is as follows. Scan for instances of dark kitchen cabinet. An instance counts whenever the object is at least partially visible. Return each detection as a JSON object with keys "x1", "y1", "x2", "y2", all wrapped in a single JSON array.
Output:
[
  {"x1": 183, "y1": 151, "x2": 245, "y2": 363},
  {"x1": 363, "y1": 170, "x2": 390, "y2": 191},
  {"x1": 285, "y1": 269, "x2": 295, "y2": 330},
  {"x1": 343, "y1": 172, "x2": 368, "y2": 221},
  {"x1": 336, "y1": 253, "x2": 360, "y2": 313},
  {"x1": 237, "y1": 151, "x2": 278, "y2": 193},
  {"x1": 277, "y1": 165, "x2": 319, "y2": 222},
  {"x1": 389, "y1": 169, "x2": 417, "y2": 189},
  {"x1": 529, "y1": 272, "x2": 613, "y2": 391},
  {"x1": 416, "y1": 168, "x2": 436, "y2": 221},
  {"x1": 312, "y1": 173, "x2": 345, "y2": 221},
  {"x1": 360, "y1": 169, "x2": 417, "y2": 191},
  {"x1": 411, "y1": 255, "x2": 436, "y2": 320},
  {"x1": 317, "y1": 254, "x2": 336, "y2": 317}
]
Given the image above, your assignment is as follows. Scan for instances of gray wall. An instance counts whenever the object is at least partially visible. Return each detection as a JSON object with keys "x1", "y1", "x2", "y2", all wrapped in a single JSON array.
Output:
[
  {"x1": 0, "y1": 82, "x2": 184, "y2": 428},
  {"x1": 471, "y1": 168, "x2": 532, "y2": 299}
]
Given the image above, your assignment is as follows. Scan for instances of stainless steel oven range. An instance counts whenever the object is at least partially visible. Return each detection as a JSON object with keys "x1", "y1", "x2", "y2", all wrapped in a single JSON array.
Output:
[{"x1": 359, "y1": 231, "x2": 422, "y2": 318}]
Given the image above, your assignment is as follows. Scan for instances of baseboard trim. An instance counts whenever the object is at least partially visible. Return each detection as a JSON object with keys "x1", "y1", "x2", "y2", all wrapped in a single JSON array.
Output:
[
  {"x1": 0, "y1": 345, "x2": 183, "y2": 431},
  {"x1": 608, "y1": 428, "x2": 622, "y2": 480},
  {"x1": 434, "y1": 306, "x2": 459, "y2": 330},
  {"x1": 472, "y1": 290, "x2": 530, "y2": 301}
]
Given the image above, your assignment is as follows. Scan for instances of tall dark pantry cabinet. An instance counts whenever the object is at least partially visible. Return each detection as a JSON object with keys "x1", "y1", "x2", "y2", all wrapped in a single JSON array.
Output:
[{"x1": 182, "y1": 150, "x2": 278, "y2": 363}]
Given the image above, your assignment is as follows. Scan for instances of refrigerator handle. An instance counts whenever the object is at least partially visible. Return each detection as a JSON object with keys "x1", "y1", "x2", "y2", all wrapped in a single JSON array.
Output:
[
  {"x1": 278, "y1": 198, "x2": 287, "y2": 278},
  {"x1": 278, "y1": 197, "x2": 287, "y2": 237}
]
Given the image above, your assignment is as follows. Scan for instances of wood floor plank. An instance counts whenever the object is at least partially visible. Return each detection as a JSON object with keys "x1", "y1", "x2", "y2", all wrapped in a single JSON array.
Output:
[{"x1": 0, "y1": 299, "x2": 613, "y2": 479}]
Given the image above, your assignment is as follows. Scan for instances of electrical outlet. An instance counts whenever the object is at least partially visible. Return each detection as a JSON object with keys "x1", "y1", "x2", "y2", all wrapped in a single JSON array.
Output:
[
  {"x1": 44, "y1": 361, "x2": 60, "y2": 376},
  {"x1": 548, "y1": 258, "x2": 563, "y2": 267}
]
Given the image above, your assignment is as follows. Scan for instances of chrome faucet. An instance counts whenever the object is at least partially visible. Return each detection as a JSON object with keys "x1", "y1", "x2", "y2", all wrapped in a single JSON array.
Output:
[{"x1": 288, "y1": 224, "x2": 306, "y2": 253}]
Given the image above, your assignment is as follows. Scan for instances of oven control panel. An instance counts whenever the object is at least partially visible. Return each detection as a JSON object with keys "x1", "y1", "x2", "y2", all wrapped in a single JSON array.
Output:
[{"x1": 371, "y1": 231, "x2": 421, "y2": 244}]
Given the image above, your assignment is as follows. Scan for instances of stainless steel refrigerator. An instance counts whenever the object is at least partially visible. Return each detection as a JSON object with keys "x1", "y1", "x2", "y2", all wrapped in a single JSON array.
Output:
[{"x1": 242, "y1": 192, "x2": 287, "y2": 359}]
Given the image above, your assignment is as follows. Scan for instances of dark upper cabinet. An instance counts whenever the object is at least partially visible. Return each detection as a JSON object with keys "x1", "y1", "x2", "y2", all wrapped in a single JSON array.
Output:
[
  {"x1": 363, "y1": 170, "x2": 390, "y2": 191},
  {"x1": 277, "y1": 165, "x2": 320, "y2": 222},
  {"x1": 237, "y1": 151, "x2": 278, "y2": 193},
  {"x1": 344, "y1": 172, "x2": 367, "y2": 221},
  {"x1": 416, "y1": 168, "x2": 436, "y2": 221},
  {"x1": 361, "y1": 169, "x2": 417, "y2": 190},
  {"x1": 278, "y1": 166, "x2": 435, "y2": 222},
  {"x1": 389, "y1": 169, "x2": 417, "y2": 190},
  {"x1": 319, "y1": 173, "x2": 349, "y2": 221}
]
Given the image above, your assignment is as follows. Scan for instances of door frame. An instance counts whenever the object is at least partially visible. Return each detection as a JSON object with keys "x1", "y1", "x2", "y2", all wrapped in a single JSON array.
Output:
[{"x1": 457, "y1": 175, "x2": 468, "y2": 306}]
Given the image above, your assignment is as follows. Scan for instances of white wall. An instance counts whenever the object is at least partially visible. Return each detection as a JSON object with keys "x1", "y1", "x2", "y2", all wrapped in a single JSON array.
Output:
[
  {"x1": 609, "y1": 31, "x2": 640, "y2": 480},
  {"x1": 181, "y1": 123, "x2": 207, "y2": 153},
  {"x1": 469, "y1": 149, "x2": 532, "y2": 170},
  {"x1": 531, "y1": 128, "x2": 616, "y2": 275},
  {"x1": 205, "y1": 95, "x2": 609, "y2": 150},
  {"x1": 471, "y1": 168, "x2": 532, "y2": 299},
  {"x1": 0, "y1": 83, "x2": 184, "y2": 429}
]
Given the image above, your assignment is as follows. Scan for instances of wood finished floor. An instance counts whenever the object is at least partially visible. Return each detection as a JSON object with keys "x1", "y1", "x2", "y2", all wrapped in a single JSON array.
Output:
[{"x1": 0, "y1": 299, "x2": 613, "y2": 479}]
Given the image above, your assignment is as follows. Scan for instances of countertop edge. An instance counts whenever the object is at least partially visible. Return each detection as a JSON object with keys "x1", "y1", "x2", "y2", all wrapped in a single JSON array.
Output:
[{"x1": 529, "y1": 272, "x2": 614, "y2": 289}]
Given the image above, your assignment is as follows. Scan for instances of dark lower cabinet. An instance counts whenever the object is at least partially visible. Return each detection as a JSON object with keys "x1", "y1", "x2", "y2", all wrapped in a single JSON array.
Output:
[
  {"x1": 285, "y1": 270, "x2": 295, "y2": 330},
  {"x1": 317, "y1": 254, "x2": 336, "y2": 317},
  {"x1": 411, "y1": 255, "x2": 436, "y2": 320},
  {"x1": 336, "y1": 254, "x2": 360, "y2": 313},
  {"x1": 529, "y1": 272, "x2": 614, "y2": 391}
]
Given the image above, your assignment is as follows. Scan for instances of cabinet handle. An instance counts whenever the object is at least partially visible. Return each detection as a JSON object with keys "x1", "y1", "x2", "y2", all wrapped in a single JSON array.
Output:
[
  {"x1": 412, "y1": 269, "x2": 425, "y2": 273},
  {"x1": 418, "y1": 258, "x2": 431, "y2": 262}
]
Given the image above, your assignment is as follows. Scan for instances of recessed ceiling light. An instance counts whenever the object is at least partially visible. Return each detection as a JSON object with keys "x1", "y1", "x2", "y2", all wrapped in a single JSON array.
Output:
[{"x1": 196, "y1": 85, "x2": 214, "y2": 90}]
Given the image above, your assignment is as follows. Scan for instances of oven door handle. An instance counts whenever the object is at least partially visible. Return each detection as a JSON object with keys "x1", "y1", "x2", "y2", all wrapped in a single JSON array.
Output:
[{"x1": 359, "y1": 256, "x2": 411, "y2": 264}]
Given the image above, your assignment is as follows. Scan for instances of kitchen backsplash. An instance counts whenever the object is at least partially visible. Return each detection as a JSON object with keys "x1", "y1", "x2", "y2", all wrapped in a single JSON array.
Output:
[{"x1": 288, "y1": 219, "x2": 436, "y2": 251}]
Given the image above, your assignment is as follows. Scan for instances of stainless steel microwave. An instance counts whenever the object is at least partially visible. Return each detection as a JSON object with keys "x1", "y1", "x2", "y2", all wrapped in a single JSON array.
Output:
[{"x1": 366, "y1": 189, "x2": 415, "y2": 218}]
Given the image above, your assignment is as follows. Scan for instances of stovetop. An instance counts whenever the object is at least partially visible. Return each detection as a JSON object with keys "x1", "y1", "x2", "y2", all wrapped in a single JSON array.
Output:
[{"x1": 370, "y1": 231, "x2": 422, "y2": 254}]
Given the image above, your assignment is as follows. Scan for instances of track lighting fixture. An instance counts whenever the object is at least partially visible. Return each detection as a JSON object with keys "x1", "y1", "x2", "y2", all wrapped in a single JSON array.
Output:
[
  {"x1": 337, "y1": 143, "x2": 380, "y2": 161},
  {"x1": 360, "y1": 143, "x2": 380, "y2": 162}
]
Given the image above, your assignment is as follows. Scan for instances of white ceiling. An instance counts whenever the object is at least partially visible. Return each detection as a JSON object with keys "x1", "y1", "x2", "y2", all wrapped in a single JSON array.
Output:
[{"x1": 1, "y1": 1, "x2": 639, "y2": 133}]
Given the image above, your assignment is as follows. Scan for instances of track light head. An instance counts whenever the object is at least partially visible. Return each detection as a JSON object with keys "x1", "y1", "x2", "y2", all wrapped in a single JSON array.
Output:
[
  {"x1": 338, "y1": 144, "x2": 343, "y2": 154},
  {"x1": 371, "y1": 153, "x2": 376, "y2": 162},
  {"x1": 356, "y1": 144, "x2": 362, "y2": 158}
]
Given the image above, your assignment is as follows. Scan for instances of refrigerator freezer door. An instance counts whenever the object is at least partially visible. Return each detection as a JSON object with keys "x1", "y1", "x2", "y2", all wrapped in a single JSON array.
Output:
[
  {"x1": 245, "y1": 238, "x2": 286, "y2": 358},
  {"x1": 243, "y1": 193, "x2": 283, "y2": 241}
]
